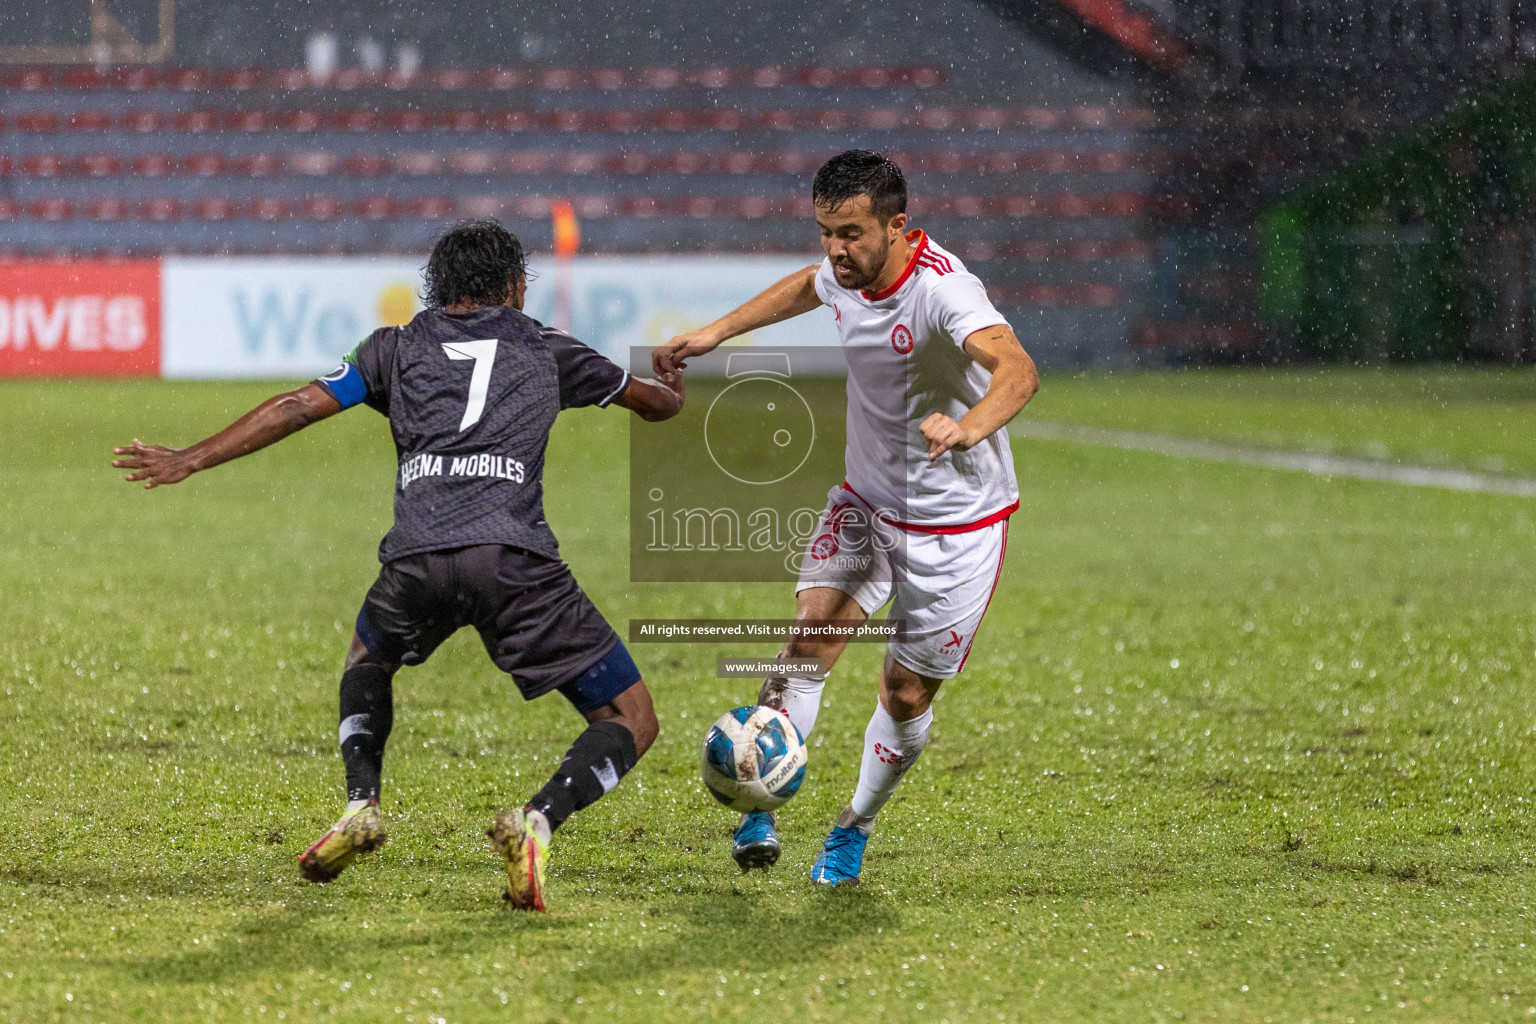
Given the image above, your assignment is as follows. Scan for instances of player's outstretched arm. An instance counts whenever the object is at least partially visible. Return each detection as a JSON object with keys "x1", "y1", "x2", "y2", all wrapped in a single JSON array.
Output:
[
  {"x1": 920, "y1": 325, "x2": 1040, "y2": 461},
  {"x1": 613, "y1": 370, "x2": 686, "y2": 422},
  {"x1": 653, "y1": 265, "x2": 820, "y2": 375},
  {"x1": 112, "y1": 383, "x2": 342, "y2": 488}
]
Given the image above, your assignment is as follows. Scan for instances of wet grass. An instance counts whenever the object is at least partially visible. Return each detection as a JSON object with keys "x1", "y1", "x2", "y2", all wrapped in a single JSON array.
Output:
[
  {"x1": 1030, "y1": 366, "x2": 1536, "y2": 477},
  {"x1": 0, "y1": 376, "x2": 1532, "y2": 1022}
]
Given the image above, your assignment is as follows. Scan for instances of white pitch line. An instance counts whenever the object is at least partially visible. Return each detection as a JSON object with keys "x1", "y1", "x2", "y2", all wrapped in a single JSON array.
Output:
[{"x1": 1014, "y1": 420, "x2": 1536, "y2": 498}]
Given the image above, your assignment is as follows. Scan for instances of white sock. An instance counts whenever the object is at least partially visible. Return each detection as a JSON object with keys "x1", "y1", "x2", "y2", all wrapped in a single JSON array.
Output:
[
  {"x1": 344, "y1": 798, "x2": 372, "y2": 815},
  {"x1": 782, "y1": 673, "x2": 828, "y2": 740},
  {"x1": 762, "y1": 672, "x2": 829, "y2": 741},
  {"x1": 847, "y1": 701, "x2": 932, "y2": 830}
]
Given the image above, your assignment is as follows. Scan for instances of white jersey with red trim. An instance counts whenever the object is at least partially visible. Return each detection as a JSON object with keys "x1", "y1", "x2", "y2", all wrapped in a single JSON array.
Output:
[{"x1": 813, "y1": 229, "x2": 1019, "y2": 530}]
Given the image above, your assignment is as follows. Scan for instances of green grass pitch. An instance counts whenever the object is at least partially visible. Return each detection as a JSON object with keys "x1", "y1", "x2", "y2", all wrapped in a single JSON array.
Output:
[{"x1": 1, "y1": 369, "x2": 1533, "y2": 1022}]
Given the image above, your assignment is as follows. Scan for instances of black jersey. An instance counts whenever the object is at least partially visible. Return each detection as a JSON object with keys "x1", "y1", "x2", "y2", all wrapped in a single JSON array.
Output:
[{"x1": 313, "y1": 305, "x2": 629, "y2": 563}]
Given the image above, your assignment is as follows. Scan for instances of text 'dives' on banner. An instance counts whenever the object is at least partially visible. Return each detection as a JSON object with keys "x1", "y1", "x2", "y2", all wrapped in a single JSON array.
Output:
[{"x1": 0, "y1": 261, "x2": 161, "y2": 377}]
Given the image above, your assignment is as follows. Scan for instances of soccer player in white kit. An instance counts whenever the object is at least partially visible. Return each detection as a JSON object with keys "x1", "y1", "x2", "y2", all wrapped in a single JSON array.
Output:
[{"x1": 655, "y1": 150, "x2": 1039, "y2": 885}]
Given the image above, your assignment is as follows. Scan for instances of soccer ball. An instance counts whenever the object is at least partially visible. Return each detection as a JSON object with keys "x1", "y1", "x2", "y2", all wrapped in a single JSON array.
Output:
[{"x1": 700, "y1": 705, "x2": 808, "y2": 812}]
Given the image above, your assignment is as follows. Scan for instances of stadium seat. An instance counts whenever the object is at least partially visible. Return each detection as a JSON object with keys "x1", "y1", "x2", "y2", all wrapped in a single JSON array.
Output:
[
  {"x1": 448, "y1": 151, "x2": 496, "y2": 174},
  {"x1": 290, "y1": 151, "x2": 339, "y2": 175},
  {"x1": 0, "y1": 155, "x2": 11, "y2": 175},
  {"x1": 15, "y1": 112, "x2": 60, "y2": 133},
  {"x1": 342, "y1": 153, "x2": 392, "y2": 176},
  {"x1": 584, "y1": 68, "x2": 620, "y2": 90},
  {"x1": 168, "y1": 69, "x2": 212, "y2": 91},
  {"x1": 722, "y1": 151, "x2": 756, "y2": 175},
  {"x1": 548, "y1": 110, "x2": 588, "y2": 132},
  {"x1": 174, "y1": 111, "x2": 218, "y2": 133},
  {"x1": 192, "y1": 197, "x2": 239, "y2": 221},
  {"x1": 540, "y1": 68, "x2": 577, "y2": 90},
  {"x1": 704, "y1": 109, "x2": 745, "y2": 132},
  {"x1": 641, "y1": 67, "x2": 683, "y2": 89},
  {"x1": 355, "y1": 197, "x2": 396, "y2": 220},
  {"x1": 387, "y1": 110, "x2": 432, "y2": 132},
  {"x1": 573, "y1": 196, "x2": 613, "y2": 217},
  {"x1": 140, "y1": 198, "x2": 183, "y2": 221},
  {"x1": 269, "y1": 69, "x2": 310, "y2": 91},
  {"x1": 488, "y1": 110, "x2": 538, "y2": 132},
  {"x1": 0, "y1": 69, "x2": 48, "y2": 89},
  {"x1": 218, "y1": 68, "x2": 265, "y2": 91},
  {"x1": 29, "y1": 198, "x2": 74, "y2": 221},
  {"x1": 236, "y1": 153, "x2": 285, "y2": 176},
  {"x1": 594, "y1": 110, "x2": 640, "y2": 133},
  {"x1": 226, "y1": 110, "x2": 271, "y2": 132},
  {"x1": 738, "y1": 196, "x2": 772, "y2": 218},
  {"x1": 608, "y1": 151, "x2": 650, "y2": 175},
  {"x1": 248, "y1": 197, "x2": 291, "y2": 220},
  {"x1": 305, "y1": 196, "x2": 345, "y2": 219},
  {"x1": 504, "y1": 151, "x2": 551, "y2": 173},
  {"x1": 461, "y1": 195, "x2": 506, "y2": 217},
  {"x1": 123, "y1": 111, "x2": 167, "y2": 132},
  {"x1": 563, "y1": 151, "x2": 604, "y2": 175},
  {"x1": 335, "y1": 110, "x2": 381, "y2": 132},
  {"x1": 113, "y1": 67, "x2": 160, "y2": 90},
  {"x1": 76, "y1": 154, "x2": 121, "y2": 176},
  {"x1": 185, "y1": 153, "x2": 228, "y2": 176},
  {"x1": 84, "y1": 197, "x2": 128, "y2": 221},
  {"x1": 1100, "y1": 193, "x2": 1148, "y2": 216},
  {"x1": 408, "y1": 196, "x2": 457, "y2": 219},
  {"x1": 397, "y1": 151, "x2": 445, "y2": 175},
  {"x1": 67, "y1": 110, "x2": 114, "y2": 132},
  {"x1": 21, "y1": 154, "x2": 67, "y2": 177},
  {"x1": 59, "y1": 68, "x2": 106, "y2": 90},
  {"x1": 131, "y1": 154, "x2": 177, "y2": 177},
  {"x1": 280, "y1": 110, "x2": 325, "y2": 132},
  {"x1": 0, "y1": 199, "x2": 18, "y2": 220},
  {"x1": 434, "y1": 69, "x2": 476, "y2": 90}
]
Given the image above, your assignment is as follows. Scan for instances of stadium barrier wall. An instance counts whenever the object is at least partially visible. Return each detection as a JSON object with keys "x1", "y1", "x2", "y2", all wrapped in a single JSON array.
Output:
[{"x1": 1, "y1": 257, "x2": 837, "y2": 378}]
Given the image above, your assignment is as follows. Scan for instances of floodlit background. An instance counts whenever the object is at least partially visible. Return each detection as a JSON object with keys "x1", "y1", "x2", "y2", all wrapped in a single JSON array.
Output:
[{"x1": 2, "y1": 3, "x2": 1534, "y2": 1022}]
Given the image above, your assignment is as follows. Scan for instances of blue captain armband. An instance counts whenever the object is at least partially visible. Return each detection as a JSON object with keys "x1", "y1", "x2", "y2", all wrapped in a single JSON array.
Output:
[{"x1": 314, "y1": 358, "x2": 367, "y2": 410}]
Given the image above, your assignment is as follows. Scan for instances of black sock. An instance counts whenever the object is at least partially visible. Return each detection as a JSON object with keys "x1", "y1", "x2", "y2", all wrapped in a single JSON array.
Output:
[
  {"x1": 338, "y1": 665, "x2": 394, "y2": 803},
  {"x1": 526, "y1": 720, "x2": 639, "y2": 832}
]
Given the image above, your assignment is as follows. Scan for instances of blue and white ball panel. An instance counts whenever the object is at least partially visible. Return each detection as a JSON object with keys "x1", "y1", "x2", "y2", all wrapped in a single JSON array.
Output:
[{"x1": 699, "y1": 705, "x2": 809, "y2": 813}]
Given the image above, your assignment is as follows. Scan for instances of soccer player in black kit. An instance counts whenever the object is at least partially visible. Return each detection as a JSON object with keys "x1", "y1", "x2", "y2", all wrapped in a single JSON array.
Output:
[{"x1": 112, "y1": 221, "x2": 684, "y2": 912}]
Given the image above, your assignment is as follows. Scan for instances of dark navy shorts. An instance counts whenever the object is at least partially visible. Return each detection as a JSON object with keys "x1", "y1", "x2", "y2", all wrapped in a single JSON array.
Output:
[{"x1": 355, "y1": 544, "x2": 641, "y2": 711}]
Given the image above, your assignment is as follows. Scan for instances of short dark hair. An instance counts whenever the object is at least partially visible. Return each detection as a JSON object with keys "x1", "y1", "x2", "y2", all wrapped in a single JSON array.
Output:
[
  {"x1": 423, "y1": 219, "x2": 527, "y2": 310},
  {"x1": 812, "y1": 150, "x2": 907, "y2": 222}
]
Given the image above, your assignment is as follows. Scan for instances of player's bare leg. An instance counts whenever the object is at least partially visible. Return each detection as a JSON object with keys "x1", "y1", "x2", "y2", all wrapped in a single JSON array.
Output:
[
  {"x1": 758, "y1": 585, "x2": 867, "y2": 731},
  {"x1": 299, "y1": 633, "x2": 398, "y2": 883},
  {"x1": 734, "y1": 587, "x2": 868, "y2": 871},
  {"x1": 492, "y1": 677, "x2": 658, "y2": 911},
  {"x1": 812, "y1": 654, "x2": 941, "y2": 887}
]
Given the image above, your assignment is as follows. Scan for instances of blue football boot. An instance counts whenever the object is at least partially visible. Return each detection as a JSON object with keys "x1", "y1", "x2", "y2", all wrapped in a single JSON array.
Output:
[
  {"x1": 810, "y1": 818, "x2": 870, "y2": 887},
  {"x1": 732, "y1": 810, "x2": 781, "y2": 870}
]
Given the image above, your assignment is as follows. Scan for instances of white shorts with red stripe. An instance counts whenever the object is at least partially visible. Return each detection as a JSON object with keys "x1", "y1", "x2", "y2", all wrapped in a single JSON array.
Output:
[{"x1": 795, "y1": 483, "x2": 1011, "y2": 680}]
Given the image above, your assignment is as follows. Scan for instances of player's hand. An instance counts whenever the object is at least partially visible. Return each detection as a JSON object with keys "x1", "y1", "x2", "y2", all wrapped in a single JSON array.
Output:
[
  {"x1": 654, "y1": 329, "x2": 720, "y2": 375},
  {"x1": 920, "y1": 414, "x2": 973, "y2": 461},
  {"x1": 657, "y1": 368, "x2": 686, "y2": 405},
  {"x1": 112, "y1": 439, "x2": 195, "y2": 488}
]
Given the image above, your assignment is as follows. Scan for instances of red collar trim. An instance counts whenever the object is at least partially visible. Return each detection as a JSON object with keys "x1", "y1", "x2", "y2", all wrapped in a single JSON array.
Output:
[{"x1": 861, "y1": 230, "x2": 927, "y2": 302}]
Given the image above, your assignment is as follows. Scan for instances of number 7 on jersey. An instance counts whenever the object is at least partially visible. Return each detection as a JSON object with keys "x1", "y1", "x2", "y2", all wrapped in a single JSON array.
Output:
[{"x1": 441, "y1": 340, "x2": 498, "y2": 432}]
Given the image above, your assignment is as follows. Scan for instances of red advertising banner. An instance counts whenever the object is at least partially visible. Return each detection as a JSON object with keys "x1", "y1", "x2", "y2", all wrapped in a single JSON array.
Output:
[{"x1": 0, "y1": 261, "x2": 161, "y2": 377}]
